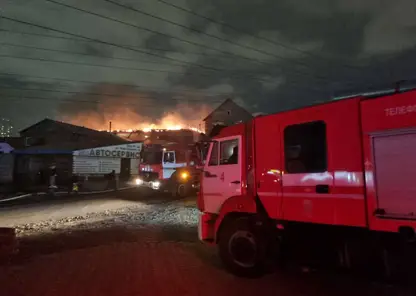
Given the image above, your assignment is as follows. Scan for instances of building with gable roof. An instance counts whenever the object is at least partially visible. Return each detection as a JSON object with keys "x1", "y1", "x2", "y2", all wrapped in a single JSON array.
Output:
[{"x1": 202, "y1": 98, "x2": 253, "y2": 136}]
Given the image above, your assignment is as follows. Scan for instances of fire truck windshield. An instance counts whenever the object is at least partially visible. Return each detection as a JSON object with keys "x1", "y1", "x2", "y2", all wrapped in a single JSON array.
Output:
[{"x1": 141, "y1": 151, "x2": 163, "y2": 165}]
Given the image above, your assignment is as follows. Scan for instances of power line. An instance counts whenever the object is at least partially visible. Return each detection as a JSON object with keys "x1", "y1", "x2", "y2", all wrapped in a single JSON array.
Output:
[
  {"x1": 0, "y1": 72, "x2": 236, "y2": 96},
  {"x1": 2, "y1": 16, "x2": 325, "y2": 90},
  {"x1": 0, "y1": 93, "x2": 215, "y2": 108},
  {"x1": 0, "y1": 42, "x2": 186, "y2": 66},
  {"x1": 1, "y1": 30, "x2": 326, "y2": 88},
  {"x1": 0, "y1": 53, "x2": 189, "y2": 74},
  {"x1": 0, "y1": 54, "x2": 265, "y2": 82},
  {"x1": 0, "y1": 42, "x2": 313, "y2": 81},
  {"x1": 0, "y1": 28, "x2": 225, "y2": 58},
  {"x1": 0, "y1": 71, "x2": 327, "y2": 98},
  {"x1": 0, "y1": 51, "x2": 326, "y2": 92},
  {"x1": 154, "y1": 0, "x2": 361, "y2": 71},
  {"x1": 1, "y1": 16, "x2": 339, "y2": 93},
  {"x1": 0, "y1": 16, "x2": 263, "y2": 78},
  {"x1": 0, "y1": 53, "x2": 285, "y2": 84},
  {"x1": 101, "y1": 0, "x2": 340, "y2": 74},
  {"x1": 0, "y1": 85, "x2": 226, "y2": 103},
  {"x1": 0, "y1": 93, "x2": 107, "y2": 105},
  {"x1": 41, "y1": 0, "x2": 334, "y2": 83}
]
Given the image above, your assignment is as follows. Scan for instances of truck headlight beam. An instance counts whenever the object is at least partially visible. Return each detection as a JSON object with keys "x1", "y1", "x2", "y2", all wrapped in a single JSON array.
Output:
[{"x1": 135, "y1": 178, "x2": 143, "y2": 185}]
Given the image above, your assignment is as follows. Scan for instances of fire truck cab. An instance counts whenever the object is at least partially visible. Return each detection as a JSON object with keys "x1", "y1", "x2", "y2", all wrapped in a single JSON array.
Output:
[
  {"x1": 198, "y1": 89, "x2": 416, "y2": 277},
  {"x1": 136, "y1": 142, "x2": 200, "y2": 197}
]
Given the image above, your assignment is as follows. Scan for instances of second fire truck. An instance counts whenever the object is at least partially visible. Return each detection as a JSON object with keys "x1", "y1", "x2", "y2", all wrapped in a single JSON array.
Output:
[{"x1": 134, "y1": 130, "x2": 209, "y2": 197}]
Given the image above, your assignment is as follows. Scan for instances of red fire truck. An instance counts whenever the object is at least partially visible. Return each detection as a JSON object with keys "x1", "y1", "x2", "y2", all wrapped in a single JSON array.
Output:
[
  {"x1": 135, "y1": 140, "x2": 206, "y2": 197},
  {"x1": 197, "y1": 89, "x2": 416, "y2": 277}
]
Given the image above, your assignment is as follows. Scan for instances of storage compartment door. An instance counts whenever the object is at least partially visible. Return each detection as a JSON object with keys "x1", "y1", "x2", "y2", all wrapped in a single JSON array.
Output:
[{"x1": 373, "y1": 132, "x2": 416, "y2": 216}]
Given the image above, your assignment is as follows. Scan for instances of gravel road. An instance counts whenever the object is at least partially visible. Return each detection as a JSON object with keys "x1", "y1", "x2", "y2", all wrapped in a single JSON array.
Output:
[
  {"x1": 0, "y1": 188, "x2": 197, "y2": 234},
  {"x1": 0, "y1": 188, "x2": 413, "y2": 296}
]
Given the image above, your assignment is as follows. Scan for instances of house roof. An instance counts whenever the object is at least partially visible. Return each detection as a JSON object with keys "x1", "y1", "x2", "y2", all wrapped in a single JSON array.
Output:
[
  {"x1": 0, "y1": 137, "x2": 26, "y2": 149},
  {"x1": 19, "y1": 118, "x2": 128, "y2": 148},
  {"x1": 202, "y1": 98, "x2": 252, "y2": 121},
  {"x1": 12, "y1": 147, "x2": 74, "y2": 155},
  {"x1": 20, "y1": 118, "x2": 100, "y2": 134}
]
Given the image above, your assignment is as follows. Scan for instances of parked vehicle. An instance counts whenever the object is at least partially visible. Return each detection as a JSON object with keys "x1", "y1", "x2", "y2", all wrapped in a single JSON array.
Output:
[
  {"x1": 135, "y1": 141, "x2": 205, "y2": 197},
  {"x1": 197, "y1": 89, "x2": 416, "y2": 277}
]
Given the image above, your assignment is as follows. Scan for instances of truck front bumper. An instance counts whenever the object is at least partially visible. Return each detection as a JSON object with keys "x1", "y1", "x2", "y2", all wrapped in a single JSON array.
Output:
[{"x1": 134, "y1": 177, "x2": 169, "y2": 191}]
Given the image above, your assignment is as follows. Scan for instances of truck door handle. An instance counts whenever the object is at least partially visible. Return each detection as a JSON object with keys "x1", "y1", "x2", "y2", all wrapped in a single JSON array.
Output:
[
  {"x1": 204, "y1": 171, "x2": 217, "y2": 178},
  {"x1": 316, "y1": 184, "x2": 329, "y2": 194},
  {"x1": 230, "y1": 180, "x2": 240, "y2": 184}
]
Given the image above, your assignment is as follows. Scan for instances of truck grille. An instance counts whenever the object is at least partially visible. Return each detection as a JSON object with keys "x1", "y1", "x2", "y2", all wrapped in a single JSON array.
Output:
[{"x1": 138, "y1": 171, "x2": 159, "y2": 182}]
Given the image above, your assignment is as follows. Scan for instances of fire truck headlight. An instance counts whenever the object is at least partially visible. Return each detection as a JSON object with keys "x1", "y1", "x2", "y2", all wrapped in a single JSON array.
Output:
[
  {"x1": 152, "y1": 181, "x2": 161, "y2": 189},
  {"x1": 180, "y1": 171, "x2": 189, "y2": 180},
  {"x1": 135, "y1": 178, "x2": 143, "y2": 186}
]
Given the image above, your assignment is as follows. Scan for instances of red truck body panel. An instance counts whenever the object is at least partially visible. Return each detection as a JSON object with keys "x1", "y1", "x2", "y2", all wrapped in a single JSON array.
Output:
[
  {"x1": 361, "y1": 91, "x2": 416, "y2": 232},
  {"x1": 254, "y1": 97, "x2": 367, "y2": 227},
  {"x1": 138, "y1": 163, "x2": 163, "y2": 179}
]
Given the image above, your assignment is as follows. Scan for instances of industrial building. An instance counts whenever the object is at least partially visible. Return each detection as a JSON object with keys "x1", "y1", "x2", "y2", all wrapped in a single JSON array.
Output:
[{"x1": 2, "y1": 118, "x2": 133, "y2": 191}]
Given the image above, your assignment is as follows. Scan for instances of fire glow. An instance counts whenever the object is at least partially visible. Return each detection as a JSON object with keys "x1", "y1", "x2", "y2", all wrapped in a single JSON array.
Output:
[
  {"x1": 61, "y1": 102, "x2": 208, "y2": 134},
  {"x1": 107, "y1": 114, "x2": 204, "y2": 133},
  {"x1": 112, "y1": 125, "x2": 202, "y2": 133}
]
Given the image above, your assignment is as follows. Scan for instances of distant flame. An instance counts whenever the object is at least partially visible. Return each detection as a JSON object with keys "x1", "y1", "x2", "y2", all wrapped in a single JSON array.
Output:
[
  {"x1": 59, "y1": 92, "x2": 210, "y2": 135},
  {"x1": 114, "y1": 124, "x2": 202, "y2": 133},
  {"x1": 107, "y1": 114, "x2": 204, "y2": 133}
]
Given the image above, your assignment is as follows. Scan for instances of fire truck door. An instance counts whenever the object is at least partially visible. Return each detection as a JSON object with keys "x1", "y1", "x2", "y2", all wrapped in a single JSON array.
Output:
[
  {"x1": 162, "y1": 150, "x2": 177, "y2": 179},
  {"x1": 203, "y1": 136, "x2": 241, "y2": 214},
  {"x1": 281, "y1": 120, "x2": 332, "y2": 224}
]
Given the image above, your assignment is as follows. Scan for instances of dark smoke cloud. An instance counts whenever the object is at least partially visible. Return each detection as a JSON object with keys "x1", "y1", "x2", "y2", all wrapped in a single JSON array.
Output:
[
  {"x1": 2, "y1": 0, "x2": 416, "y2": 133},
  {"x1": 155, "y1": 0, "x2": 416, "y2": 110}
]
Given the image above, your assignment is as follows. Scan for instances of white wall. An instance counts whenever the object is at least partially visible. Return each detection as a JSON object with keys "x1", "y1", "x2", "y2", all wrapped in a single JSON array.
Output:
[{"x1": 73, "y1": 156, "x2": 121, "y2": 175}]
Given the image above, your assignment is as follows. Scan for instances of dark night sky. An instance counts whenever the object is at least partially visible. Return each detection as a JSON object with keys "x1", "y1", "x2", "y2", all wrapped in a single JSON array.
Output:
[{"x1": 1, "y1": 0, "x2": 416, "y2": 133}]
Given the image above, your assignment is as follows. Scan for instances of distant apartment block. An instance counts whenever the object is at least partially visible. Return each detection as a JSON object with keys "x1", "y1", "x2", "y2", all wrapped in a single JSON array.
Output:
[{"x1": 0, "y1": 118, "x2": 13, "y2": 137}]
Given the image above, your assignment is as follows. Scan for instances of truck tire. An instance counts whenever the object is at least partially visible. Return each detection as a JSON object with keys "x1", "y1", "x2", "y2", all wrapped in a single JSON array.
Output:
[
  {"x1": 177, "y1": 183, "x2": 188, "y2": 198},
  {"x1": 169, "y1": 171, "x2": 192, "y2": 198},
  {"x1": 218, "y1": 216, "x2": 268, "y2": 278}
]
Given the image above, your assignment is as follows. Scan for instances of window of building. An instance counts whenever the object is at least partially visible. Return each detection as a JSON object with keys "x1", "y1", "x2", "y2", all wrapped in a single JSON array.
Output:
[
  {"x1": 220, "y1": 139, "x2": 239, "y2": 165},
  {"x1": 208, "y1": 142, "x2": 219, "y2": 166},
  {"x1": 283, "y1": 121, "x2": 327, "y2": 173}
]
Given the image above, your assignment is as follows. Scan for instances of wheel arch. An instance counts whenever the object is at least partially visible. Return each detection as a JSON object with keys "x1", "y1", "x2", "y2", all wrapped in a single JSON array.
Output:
[{"x1": 214, "y1": 194, "x2": 257, "y2": 243}]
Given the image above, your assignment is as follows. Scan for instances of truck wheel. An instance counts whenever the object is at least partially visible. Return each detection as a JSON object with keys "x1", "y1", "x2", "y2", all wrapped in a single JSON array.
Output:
[
  {"x1": 177, "y1": 184, "x2": 187, "y2": 198},
  {"x1": 218, "y1": 217, "x2": 268, "y2": 278}
]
